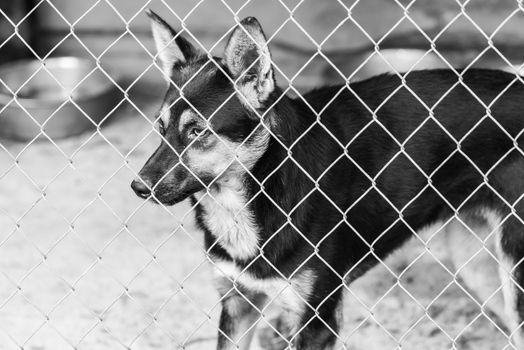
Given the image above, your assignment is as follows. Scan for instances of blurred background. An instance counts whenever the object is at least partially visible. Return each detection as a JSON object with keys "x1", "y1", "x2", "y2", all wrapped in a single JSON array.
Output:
[{"x1": 0, "y1": 0, "x2": 523, "y2": 349}]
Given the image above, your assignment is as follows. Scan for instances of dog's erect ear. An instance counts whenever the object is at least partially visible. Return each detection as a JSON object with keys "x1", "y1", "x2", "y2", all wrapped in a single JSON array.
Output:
[
  {"x1": 146, "y1": 9, "x2": 199, "y2": 79},
  {"x1": 224, "y1": 17, "x2": 275, "y2": 108}
]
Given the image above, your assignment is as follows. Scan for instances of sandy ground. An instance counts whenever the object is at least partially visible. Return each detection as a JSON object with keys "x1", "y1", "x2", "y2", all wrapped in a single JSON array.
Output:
[{"x1": 0, "y1": 76, "x2": 515, "y2": 350}]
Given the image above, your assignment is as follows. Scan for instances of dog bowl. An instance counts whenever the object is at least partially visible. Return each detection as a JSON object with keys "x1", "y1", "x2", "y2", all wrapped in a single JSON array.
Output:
[
  {"x1": 354, "y1": 49, "x2": 448, "y2": 80},
  {"x1": 0, "y1": 57, "x2": 121, "y2": 141},
  {"x1": 322, "y1": 48, "x2": 524, "y2": 85},
  {"x1": 322, "y1": 49, "x2": 449, "y2": 84}
]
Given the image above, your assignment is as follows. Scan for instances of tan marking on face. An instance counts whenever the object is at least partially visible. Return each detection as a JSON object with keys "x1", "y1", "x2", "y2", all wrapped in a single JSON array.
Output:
[
  {"x1": 159, "y1": 103, "x2": 171, "y2": 127},
  {"x1": 184, "y1": 127, "x2": 269, "y2": 179},
  {"x1": 235, "y1": 126, "x2": 270, "y2": 170},
  {"x1": 178, "y1": 109, "x2": 198, "y2": 133},
  {"x1": 185, "y1": 139, "x2": 233, "y2": 176}
]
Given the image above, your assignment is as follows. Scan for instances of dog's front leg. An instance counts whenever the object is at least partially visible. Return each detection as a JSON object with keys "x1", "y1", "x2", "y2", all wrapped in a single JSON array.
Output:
[
  {"x1": 293, "y1": 288, "x2": 343, "y2": 350},
  {"x1": 216, "y1": 276, "x2": 267, "y2": 350}
]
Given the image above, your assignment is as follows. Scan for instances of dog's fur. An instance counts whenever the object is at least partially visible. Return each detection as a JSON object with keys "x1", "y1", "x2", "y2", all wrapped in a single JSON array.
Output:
[{"x1": 132, "y1": 10, "x2": 524, "y2": 350}]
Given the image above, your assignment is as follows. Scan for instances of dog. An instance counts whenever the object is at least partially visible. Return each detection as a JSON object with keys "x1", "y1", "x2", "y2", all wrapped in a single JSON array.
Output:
[{"x1": 131, "y1": 9, "x2": 524, "y2": 350}]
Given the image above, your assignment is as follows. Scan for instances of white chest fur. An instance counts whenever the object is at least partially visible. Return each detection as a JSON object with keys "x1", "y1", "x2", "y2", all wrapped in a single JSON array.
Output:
[{"x1": 195, "y1": 182, "x2": 260, "y2": 260}]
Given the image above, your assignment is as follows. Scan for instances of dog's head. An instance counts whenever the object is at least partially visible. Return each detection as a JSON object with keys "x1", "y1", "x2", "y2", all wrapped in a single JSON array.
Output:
[{"x1": 131, "y1": 10, "x2": 276, "y2": 205}]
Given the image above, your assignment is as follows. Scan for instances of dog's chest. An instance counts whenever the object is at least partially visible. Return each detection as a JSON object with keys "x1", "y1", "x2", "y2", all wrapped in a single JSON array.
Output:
[{"x1": 195, "y1": 185, "x2": 260, "y2": 260}]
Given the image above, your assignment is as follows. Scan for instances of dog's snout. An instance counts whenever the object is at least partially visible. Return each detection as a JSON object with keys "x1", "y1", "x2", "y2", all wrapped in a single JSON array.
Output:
[{"x1": 131, "y1": 179, "x2": 152, "y2": 199}]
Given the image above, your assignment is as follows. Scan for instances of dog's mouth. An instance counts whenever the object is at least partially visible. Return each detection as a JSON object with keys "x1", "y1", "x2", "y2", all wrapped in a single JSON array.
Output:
[
  {"x1": 144, "y1": 183, "x2": 207, "y2": 206},
  {"x1": 146, "y1": 191, "x2": 192, "y2": 206},
  {"x1": 132, "y1": 176, "x2": 208, "y2": 206}
]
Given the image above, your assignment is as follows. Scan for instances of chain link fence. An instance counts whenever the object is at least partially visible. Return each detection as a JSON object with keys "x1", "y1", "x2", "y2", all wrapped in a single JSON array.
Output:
[{"x1": 1, "y1": 0, "x2": 524, "y2": 349}]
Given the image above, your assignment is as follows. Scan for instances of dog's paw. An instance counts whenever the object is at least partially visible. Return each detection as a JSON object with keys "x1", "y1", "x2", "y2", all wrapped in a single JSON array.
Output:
[{"x1": 257, "y1": 316, "x2": 294, "y2": 350}]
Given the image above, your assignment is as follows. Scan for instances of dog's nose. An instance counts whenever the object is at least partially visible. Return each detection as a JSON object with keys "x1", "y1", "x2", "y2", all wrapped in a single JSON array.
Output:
[{"x1": 131, "y1": 179, "x2": 152, "y2": 199}]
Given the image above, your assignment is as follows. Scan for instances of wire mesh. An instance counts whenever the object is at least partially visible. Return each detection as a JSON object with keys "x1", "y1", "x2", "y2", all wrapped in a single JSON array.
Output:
[{"x1": 0, "y1": 0, "x2": 523, "y2": 349}]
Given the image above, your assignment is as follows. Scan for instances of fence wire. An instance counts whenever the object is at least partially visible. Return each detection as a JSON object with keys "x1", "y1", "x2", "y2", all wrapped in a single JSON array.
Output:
[{"x1": 0, "y1": 0, "x2": 523, "y2": 349}]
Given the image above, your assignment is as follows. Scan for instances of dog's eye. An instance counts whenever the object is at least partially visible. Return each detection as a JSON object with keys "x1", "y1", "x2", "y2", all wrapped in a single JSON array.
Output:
[{"x1": 188, "y1": 127, "x2": 209, "y2": 139}]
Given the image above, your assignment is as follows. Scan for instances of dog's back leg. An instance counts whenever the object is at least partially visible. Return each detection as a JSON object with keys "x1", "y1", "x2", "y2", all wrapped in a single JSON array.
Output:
[
  {"x1": 497, "y1": 213, "x2": 524, "y2": 349},
  {"x1": 443, "y1": 214, "x2": 507, "y2": 325},
  {"x1": 491, "y1": 159, "x2": 524, "y2": 349},
  {"x1": 444, "y1": 207, "x2": 524, "y2": 348},
  {"x1": 293, "y1": 281, "x2": 343, "y2": 350}
]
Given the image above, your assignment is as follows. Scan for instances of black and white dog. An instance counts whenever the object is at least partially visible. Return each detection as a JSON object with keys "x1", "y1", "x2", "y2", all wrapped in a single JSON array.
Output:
[{"x1": 131, "y1": 10, "x2": 524, "y2": 350}]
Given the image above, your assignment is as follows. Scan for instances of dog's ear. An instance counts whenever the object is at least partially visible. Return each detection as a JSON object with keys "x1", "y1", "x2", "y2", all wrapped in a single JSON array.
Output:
[
  {"x1": 147, "y1": 9, "x2": 199, "y2": 80},
  {"x1": 224, "y1": 17, "x2": 275, "y2": 109}
]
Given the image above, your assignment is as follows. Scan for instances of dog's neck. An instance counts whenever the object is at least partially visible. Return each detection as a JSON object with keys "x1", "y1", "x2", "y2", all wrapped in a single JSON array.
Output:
[
  {"x1": 251, "y1": 93, "x2": 319, "y2": 195},
  {"x1": 196, "y1": 93, "x2": 325, "y2": 263},
  {"x1": 195, "y1": 176, "x2": 260, "y2": 261},
  {"x1": 241, "y1": 95, "x2": 322, "y2": 257}
]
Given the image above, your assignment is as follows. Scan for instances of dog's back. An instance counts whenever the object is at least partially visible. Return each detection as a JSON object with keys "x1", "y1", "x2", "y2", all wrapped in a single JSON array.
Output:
[{"x1": 265, "y1": 68, "x2": 524, "y2": 264}]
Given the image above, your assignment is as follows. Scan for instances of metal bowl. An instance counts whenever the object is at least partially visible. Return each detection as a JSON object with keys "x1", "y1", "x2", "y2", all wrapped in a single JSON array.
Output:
[
  {"x1": 351, "y1": 49, "x2": 448, "y2": 81},
  {"x1": 0, "y1": 57, "x2": 120, "y2": 141},
  {"x1": 322, "y1": 48, "x2": 523, "y2": 85},
  {"x1": 322, "y1": 49, "x2": 449, "y2": 84}
]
